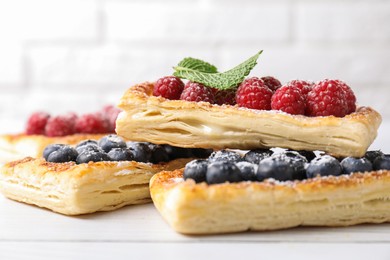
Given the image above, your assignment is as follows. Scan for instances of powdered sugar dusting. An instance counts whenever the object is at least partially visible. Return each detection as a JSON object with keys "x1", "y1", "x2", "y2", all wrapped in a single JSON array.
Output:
[
  {"x1": 106, "y1": 134, "x2": 125, "y2": 143},
  {"x1": 172, "y1": 177, "x2": 184, "y2": 183}
]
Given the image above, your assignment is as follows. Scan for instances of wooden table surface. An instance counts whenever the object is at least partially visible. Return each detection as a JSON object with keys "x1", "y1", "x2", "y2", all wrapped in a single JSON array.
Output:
[{"x1": 1, "y1": 123, "x2": 390, "y2": 260}]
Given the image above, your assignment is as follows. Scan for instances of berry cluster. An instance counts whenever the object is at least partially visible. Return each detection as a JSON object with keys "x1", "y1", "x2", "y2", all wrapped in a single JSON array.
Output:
[
  {"x1": 43, "y1": 134, "x2": 212, "y2": 164},
  {"x1": 153, "y1": 76, "x2": 235, "y2": 106},
  {"x1": 184, "y1": 149, "x2": 390, "y2": 185},
  {"x1": 25, "y1": 105, "x2": 121, "y2": 137},
  {"x1": 153, "y1": 76, "x2": 357, "y2": 117}
]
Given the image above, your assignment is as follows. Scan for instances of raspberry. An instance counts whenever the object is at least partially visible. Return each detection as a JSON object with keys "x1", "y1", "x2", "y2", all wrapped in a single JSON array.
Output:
[
  {"x1": 261, "y1": 76, "x2": 282, "y2": 92},
  {"x1": 306, "y1": 79, "x2": 349, "y2": 117},
  {"x1": 45, "y1": 115, "x2": 75, "y2": 137},
  {"x1": 153, "y1": 76, "x2": 184, "y2": 100},
  {"x1": 95, "y1": 112, "x2": 110, "y2": 133},
  {"x1": 102, "y1": 104, "x2": 119, "y2": 116},
  {"x1": 25, "y1": 112, "x2": 50, "y2": 135},
  {"x1": 336, "y1": 80, "x2": 356, "y2": 114},
  {"x1": 101, "y1": 105, "x2": 121, "y2": 133},
  {"x1": 236, "y1": 77, "x2": 273, "y2": 110},
  {"x1": 286, "y1": 80, "x2": 314, "y2": 97},
  {"x1": 63, "y1": 112, "x2": 78, "y2": 130},
  {"x1": 180, "y1": 82, "x2": 214, "y2": 103},
  {"x1": 74, "y1": 113, "x2": 108, "y2": 134},
  {"x1": 64, "y1": 112, "x2": 78, "y2": 123},
  {"x1": 271, "y1": 85, "x2": 305, "y2": 115},
  {"x1": 214, "y1": 89, "x2": 237, "y2": 105}
]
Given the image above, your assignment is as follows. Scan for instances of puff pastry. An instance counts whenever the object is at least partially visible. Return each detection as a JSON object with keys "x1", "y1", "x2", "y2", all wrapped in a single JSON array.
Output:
[
  {"x1": 0, "y1": 134, "x2": 107, "y2": 164},
  {"x1": 0, "y1": 157, "x2": 192, "y2": 215},
  {"x1": 150, "y1": 169, "x2": 390, "y2": 234},
  {"x1": 116, "y1": 82, "x2": 381, "y2": 158}
]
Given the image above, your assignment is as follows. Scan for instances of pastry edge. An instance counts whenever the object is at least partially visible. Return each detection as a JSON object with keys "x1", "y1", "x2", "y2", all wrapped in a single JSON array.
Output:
[
  {"x1": 150, "y1": 169, "x2": 390, "y2": 234},
  {"x1": 0, "y1": 157, "x2": 192, "y2": 215}
]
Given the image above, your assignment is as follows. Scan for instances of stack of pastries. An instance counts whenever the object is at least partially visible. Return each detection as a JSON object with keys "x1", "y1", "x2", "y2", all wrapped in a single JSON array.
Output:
[
  {"x1": 1, "y1": 52, "x2": 390, "y2": 235},
  {"x1": 0, "y1": 105, "x2": 211, "y2": 214}
]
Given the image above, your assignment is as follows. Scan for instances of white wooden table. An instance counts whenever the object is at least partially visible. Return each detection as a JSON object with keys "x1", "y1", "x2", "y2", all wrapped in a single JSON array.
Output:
[{"x1": 1, "y1": 123, "x2": 390, "y2": 260}]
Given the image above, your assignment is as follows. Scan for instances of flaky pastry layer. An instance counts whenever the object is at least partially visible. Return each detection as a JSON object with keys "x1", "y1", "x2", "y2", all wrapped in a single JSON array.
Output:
[
  {"x1": 0, "y1": 134, "x2": 107, "y2": 164},
  {"x1": 0, "y1": 157, "x2": 191, "y2": 215},
  {"x1": 116, "y1": 82, "x2": 381, "y2": 157},
  {"x1": 150, "y1": 169, "x2": 390, "y2": 234}
]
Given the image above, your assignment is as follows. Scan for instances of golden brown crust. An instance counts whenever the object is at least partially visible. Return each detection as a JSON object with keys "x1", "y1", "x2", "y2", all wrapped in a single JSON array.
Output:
[
  {"x1": 2, "y1": 133, "x2": 105, "y2": 144},
  {"x1": 0, "y1": 157, "x2": 192, "y2": 215},
  {"x1": 116, "y1": 82, "x2": 381, "y2": 157},
  {"x1": 0, "y1": 133, "x2": 107, "y2": 163},
  {"x1": 150, "y1": 169, "x2": 390, "y2": 234}
]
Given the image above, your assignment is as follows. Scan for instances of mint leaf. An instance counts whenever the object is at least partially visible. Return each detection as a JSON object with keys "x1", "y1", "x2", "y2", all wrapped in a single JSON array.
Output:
[
  {"x1": 176, "y1": 57, "x2": 218, "y2": 73},
  {"x1": 173, "y1": 51, "x2": 262, "y2": 90}
]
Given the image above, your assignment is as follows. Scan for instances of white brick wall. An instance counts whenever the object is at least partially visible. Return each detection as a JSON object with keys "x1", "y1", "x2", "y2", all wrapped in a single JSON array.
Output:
[
  {"x1": 0, "y1": 0, "x2": 98, "y2": 41},
  {"x1": 106, "y1": 2, "x2": 291, "y2": 43},
  {"x1": 29, "y1": 45, "x2": 219, "y2": 90},
  {"x1": 0, "y1": 45, "x2": 23, "y2": 88},
  {"x1": 297, "y1": 2, "x2": 390, "y2": 44},
  {"x1": 1, "y1": 0, "x2": 390, "y2": 134}
]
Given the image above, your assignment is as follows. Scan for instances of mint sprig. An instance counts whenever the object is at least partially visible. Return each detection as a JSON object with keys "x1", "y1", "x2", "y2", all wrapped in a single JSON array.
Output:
[
  {"x1": 173, "y1": 50, "x2": 263, "y2": 90},
  {"x1": 176, "y1": 57, "x2": 218, "y2": 73}
]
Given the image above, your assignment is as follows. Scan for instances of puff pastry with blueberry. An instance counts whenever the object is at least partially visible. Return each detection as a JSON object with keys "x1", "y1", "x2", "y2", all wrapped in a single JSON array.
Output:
[
  {"x1": 0, "y1": 134, "x2": 211, "y2": 215},
  {"x1": 150, "y1": 149, "x2": 390, "y2": 234}
]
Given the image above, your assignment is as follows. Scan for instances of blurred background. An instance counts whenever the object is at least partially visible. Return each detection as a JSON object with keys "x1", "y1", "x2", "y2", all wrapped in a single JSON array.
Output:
[{"x1": 0, "y1": 0, "x2": 389, "y2": 133}]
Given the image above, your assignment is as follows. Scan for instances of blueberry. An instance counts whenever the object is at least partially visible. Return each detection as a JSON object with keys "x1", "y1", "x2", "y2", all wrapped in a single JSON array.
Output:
[
  {"x1": 281, "y1": 151, "x2": 308, "y2": 163},
  {"x1": 183, "y1": 159, "x2": 208, "y2": 183},
  {"x1": 162, "y1": 144, "x2": 193, "y2": 160},
  {"x1": 208, "y1": 150, "x2": 242, "y2": 163},
  {"x1": 280, "y1": 153, "x2": 307, "y2": 180},
  {"x1": 364, "y1": 150, "x2": 384, "y2": 164},
  {"x1": 235, "y1": 161, "x2": 258, "y2": 181},
  {"x1": 76, "y1": 150, "x2": 110, "y2": 164},
  {"x1": 75, "y1": 140, "x2": 99, "y2": 153},
  {"x1": 76, "y1": 139, "x2": 98, "y2": 148},
  {"x1": 296, "y1": 150, "x2": 316, "y2": 162},
  {"x1": 373, "y1": 155, "x2": 390, "y2": 170},
  {"x1": 127, "y1": 142, "x2": 152, "y2": 163},
  {"x1": 190, "y1": 148, "x2": 213, "y2": 158},
  {"x1": 243, "y1": 149, "x2": 273, "y2": 164},
  {"x1": 76, "y1": 141, "x2": 102, "y2": 154},
  {"x1": 98, "y1": 135, "x2": 127, "y2": 153},
  {"x1": 47, "y1": 146, "x2": 78, "y2": 163},
  {"x1": 340, "y1": 157, "x2": 373, "y2": 174},
  {"x1": 306, "y1": 155, "x2": 342, "y2": 178},
  {"x1": 145, "y1": 142, "x2": 157, "y2": 151},
  {"x1": 43, "y1": 144, "x2": 65, "y2": 160},
  {"x1": 268, "y1": 153, "x2": 307, "y2": 180},
  {"x1": 107, "y1": 148, "x2": 134, "y2": 161},
  {"x1": 76, "y1": 144, "x2": 103, "y2": 154},
  {"x1": 256, "y1": 156, "x2": 295, "y2": 182},
  {"x1": 149, "y1": 144, "x2": 170, "y2": 163},
  {"x1": 206, "y1": 161, "x2": 242, "y2": 184}
]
